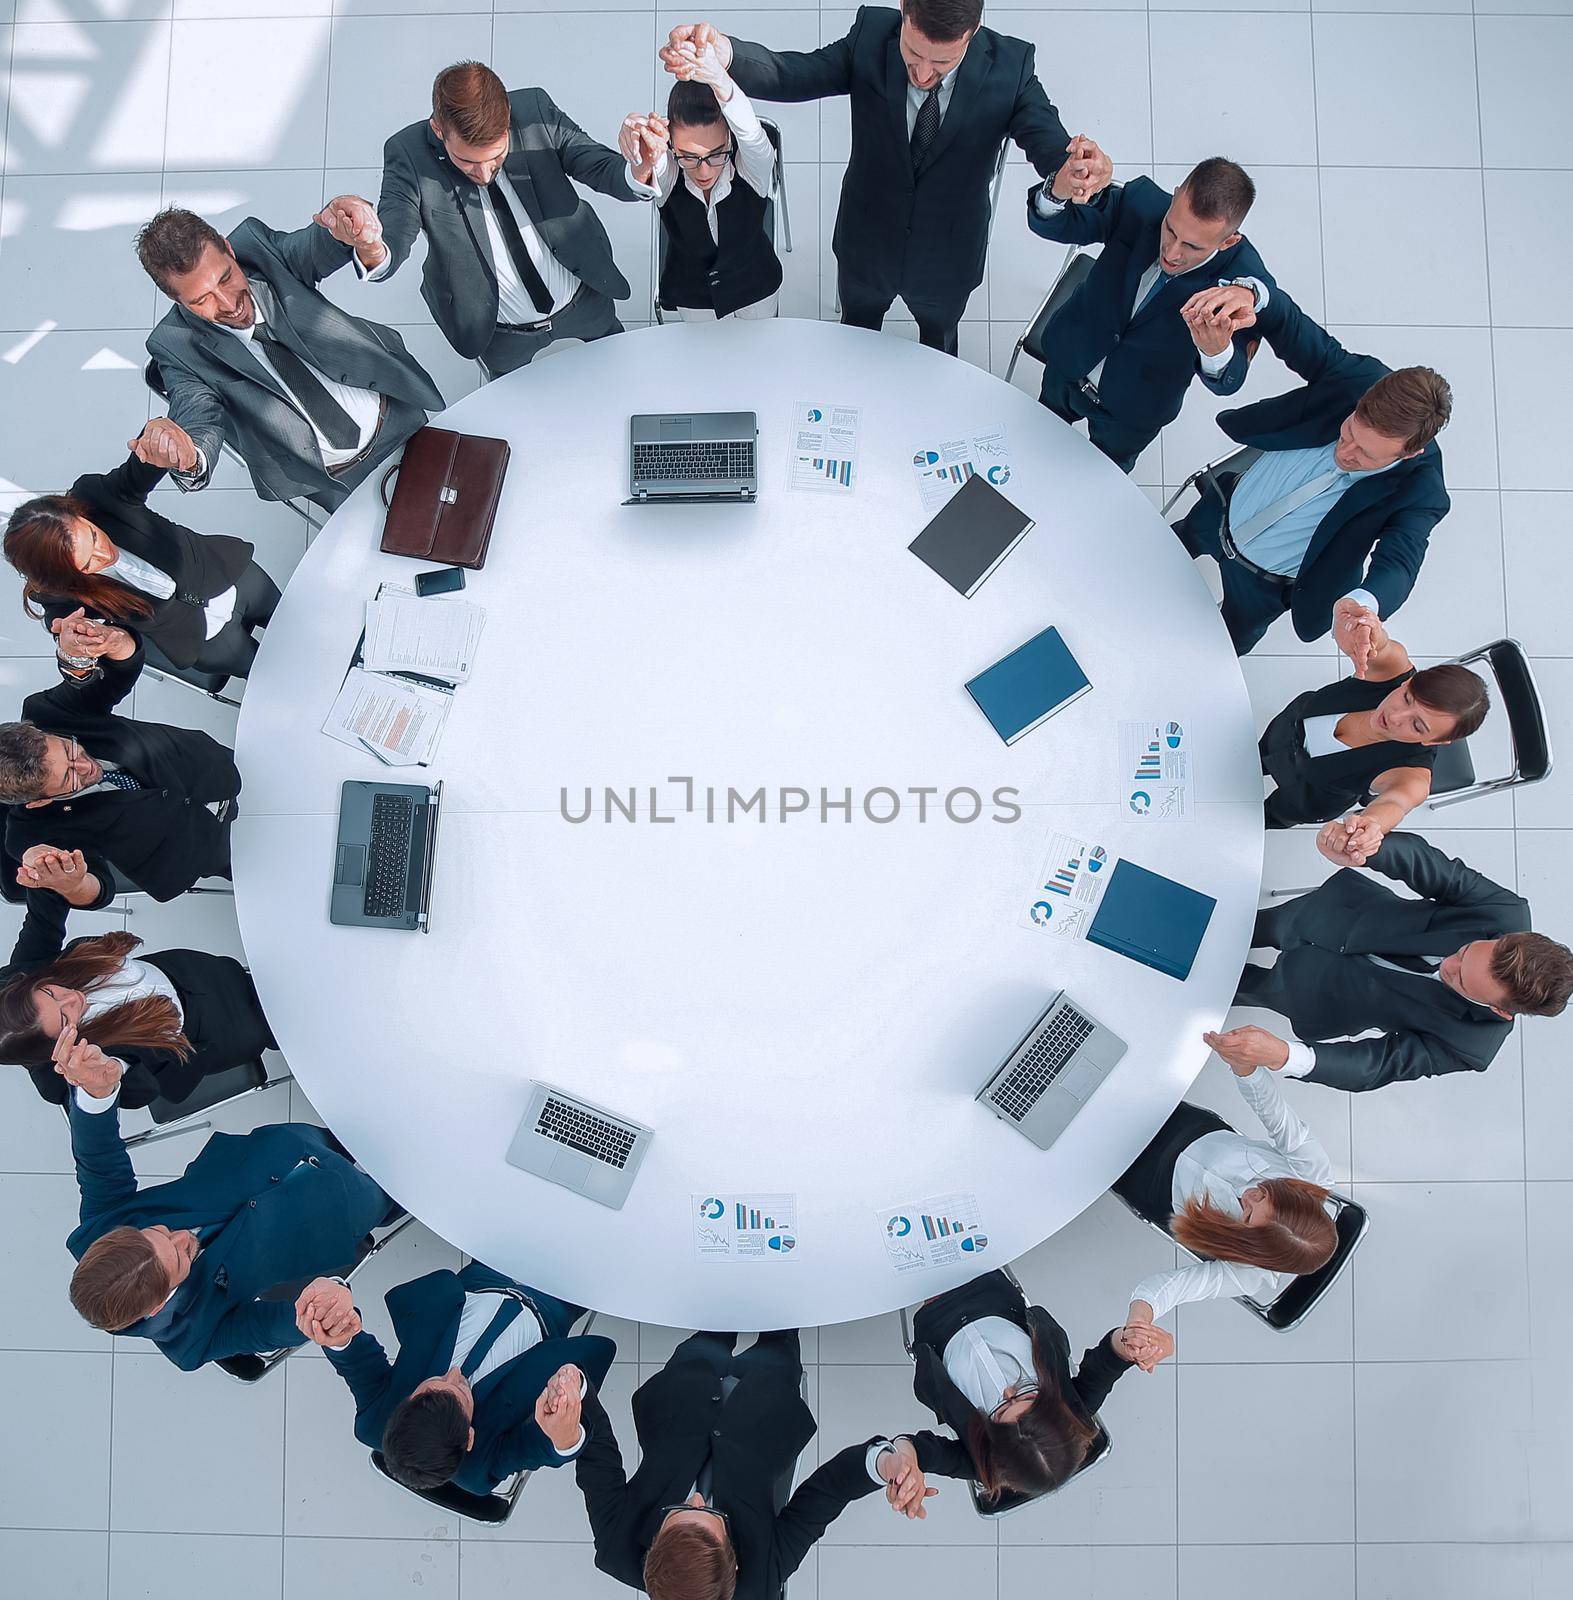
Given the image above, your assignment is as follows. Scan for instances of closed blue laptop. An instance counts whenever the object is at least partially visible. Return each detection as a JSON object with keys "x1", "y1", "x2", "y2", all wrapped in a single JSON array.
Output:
[
  {"x1": 1087, "y1": 859, "x2": 1215, "y2": 981},
  {"x1": 964, "y1": 625, "x2": 1090, "y2": 745}
]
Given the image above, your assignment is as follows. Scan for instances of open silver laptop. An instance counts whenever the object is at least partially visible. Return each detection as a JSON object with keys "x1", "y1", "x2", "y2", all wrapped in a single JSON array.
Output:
[
  {"x1": 505, "y1": 1082, "x2": 653, "y2": 1209},
  {"x1": 626, "y1": 411, "x2": 758, "y2": 503},
  {"x1": 976, "y1": 992, "x2": 1127, "y2": 1150}
]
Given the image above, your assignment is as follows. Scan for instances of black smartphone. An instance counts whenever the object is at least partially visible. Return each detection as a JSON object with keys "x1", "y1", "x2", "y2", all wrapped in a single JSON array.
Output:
[{"x1": 415, "y1": 566, "x2": 466, "y2": 597}]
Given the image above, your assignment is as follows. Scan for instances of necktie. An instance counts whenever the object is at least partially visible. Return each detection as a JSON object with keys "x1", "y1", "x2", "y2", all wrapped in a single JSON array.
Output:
[
  {"x1": 103, "y1": 769, "x2": 143, "y2": 793},
  {"x1": 460, "y1": 1295, "x2": 524, "y2": 1378},
  {"x1": 250, "y1": 325, "x2": 360, "y2": 451},
  {"x1": 485, "y1": 181, "x2": 554, "y2": 315},
  {"x1": 910, "y1": 87, "x2": 941, "y2": 168},
  {"x1": 1132, "y1": 269, "x2": 1172, "y2": 320},
  {"x1": 1231, "y1": 468, "x2": 1345, "y2": 551}
]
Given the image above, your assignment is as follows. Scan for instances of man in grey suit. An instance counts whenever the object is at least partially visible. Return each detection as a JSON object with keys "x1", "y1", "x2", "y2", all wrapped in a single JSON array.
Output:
[
  {"x1": 335, "y1": 60, "x2": 641, "y2": 378},
  {"x1": 130, "y1": 208, "x2": 442, "y2": 512}
]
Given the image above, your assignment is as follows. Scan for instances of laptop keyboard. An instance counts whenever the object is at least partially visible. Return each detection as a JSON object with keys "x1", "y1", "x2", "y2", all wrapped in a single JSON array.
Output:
[
  {"x1": 363, "y1": 793, "x2": 415, "y2": 918},
  {"x1": 989, "y1": 1005, "x2": 1097, "y2": 1122},
  {"x1": 536, "y1": 1096, "x2": 638, "y2": 1169},
  {"x1": 633, "y1": 440, "x2": 755, "y2": 483}
]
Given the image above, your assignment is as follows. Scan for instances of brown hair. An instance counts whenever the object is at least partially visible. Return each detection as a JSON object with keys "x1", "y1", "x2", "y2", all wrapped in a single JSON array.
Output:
[
  {"x1": 1408, "y1": 664, "x2": 1489, "y2": 741},
  {"x1": 71, "y1": 1226, "x2": 170, "y2": 1330},
  {"x1": 1355, "y1": 367, "x2": 1452, "y2": 453},
  {"x1": 902, "y1": 0, "x2": 983, "y2": 42},
  {"x1": 667, "y1": 79, "x2": 726, "y2": 132},
  {"x1": 135, "y1": 208, "x2": 229, "y2": 296},
  {"x1": 1490, "y1": 932, "x2": 1573, "y2": 1017},
  {"x1": 0, "y1": 931, "x2": 190, "y2": 1069},
  {"x1": 962, "y1": 1324, "x2": 1099, "y2": 1501},
  {"x1": 1173, "y1": 1177, "x2": 1336, "y2": 1276},
  {"x1": 0, "y1": 722, "x2": 51, "y2": 804},
  {"x1": 4, "y1": 495, "x2": 155, "y2": 625},
  {"x1": 431, "y1": 61, "x2": 510, "y2": 146},
  {"x1": 1180, "y1": 157, "x2": 1256, "y2": 232},
  {"x1": 643, "y1": 1521, "x2": 737, "y2": 1600}
]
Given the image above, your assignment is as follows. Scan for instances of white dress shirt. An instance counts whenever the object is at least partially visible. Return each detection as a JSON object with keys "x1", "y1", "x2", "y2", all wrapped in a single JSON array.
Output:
[
  {"x1": 1299, "y1": 713, "x2": 1348, "y2": 760},
  {"x1": 1128, "y1": 1067, "x2": 1334, "y2": 1320},
  {"x1": 100, "y1": 547, "x2": 238, "y2": 641},
  {"x1": 448, "y1": 1290, "x2": 584, "y2": 1456},
  {"x1": 362, "y1": 169, "x2": 580, "y2": 322},
  {"x1": 941, "y1": 1316, "x2": 1037, "y2": 1415},
  {"x1": 905, "y1": 64, "x2": 962, "y2": 134},
  {"x1": 81, "y1": 957, "x2": 184, "y2": 1029}
]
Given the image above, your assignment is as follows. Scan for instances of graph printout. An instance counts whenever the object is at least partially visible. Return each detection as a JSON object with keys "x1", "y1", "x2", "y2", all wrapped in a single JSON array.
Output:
[
  {"x1": 910, "y1": 424, "x2": 1013, "y2": 513},
  {"x1": 879, "y1": 1192, "x2": 990, "y2": 1274},
  {"x1": 788, "y1": 401, "x2": 861, "y2": 492},
  {"x1": 1018, "y1": 830, "x2": 1117, "y2": 940},
  {"x1": 1117, "y1": 716, "x2": 1193, "y2": 819},
  {"x1": 693, "y1": 1193, "x2": 800, "y2": 1262}
]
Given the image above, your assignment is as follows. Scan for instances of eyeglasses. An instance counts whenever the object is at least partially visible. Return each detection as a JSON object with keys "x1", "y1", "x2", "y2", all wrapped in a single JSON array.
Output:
[
  {"x1": 63, "y1": 735, "x2": 82, "y2": 796},
  {"x1": 671, "y1": 141, "x2": 734, "y2": 172},
  {"x1": 989, "y1": 1384, "x2": 1039, "y2": 1420}
]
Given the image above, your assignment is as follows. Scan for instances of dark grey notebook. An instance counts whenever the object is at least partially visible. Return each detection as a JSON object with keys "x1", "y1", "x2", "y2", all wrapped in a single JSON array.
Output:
[{"x1": 908, "y1": 474, "x2": 1035, "y2": 598}]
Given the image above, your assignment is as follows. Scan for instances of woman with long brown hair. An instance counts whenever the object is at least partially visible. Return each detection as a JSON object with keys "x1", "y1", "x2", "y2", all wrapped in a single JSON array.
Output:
[
  {"x1": 0, "y1": 848, "x2": 275, "y2": 1110},
  {"x1": 1116, "y1": 1059, "x2": 1336, "y2": 1335},
  {"x1": 907, "y1": 1269, "x2": 1172, "y2": 1505},
  {"x1": 3, "y1": 453, "x2": 278, "y2": 686}
]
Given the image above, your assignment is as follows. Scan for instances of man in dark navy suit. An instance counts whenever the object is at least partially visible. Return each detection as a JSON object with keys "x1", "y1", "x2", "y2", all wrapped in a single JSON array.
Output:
[
  {"x1": 303, "y1": 1262, "x2": 617, "y2": 1494},
  {"x1": 1171, "y1": 347, "x2": 1453, "y2": 654},
  {"x1": 1027, "y1": 152, "x2": 1330, "y2": 473}
]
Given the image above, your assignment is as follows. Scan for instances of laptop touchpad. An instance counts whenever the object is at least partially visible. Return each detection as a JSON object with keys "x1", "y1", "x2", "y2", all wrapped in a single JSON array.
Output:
[
  {"x1": 335, "y1": 844, "x2": 366, "y2": 887},
  {"x1": 659, "y1": 417, "x2": 693, "y2": 441},
  {"x1": 549, "y1": 1150, "x2": 593, "y2": 1189}
]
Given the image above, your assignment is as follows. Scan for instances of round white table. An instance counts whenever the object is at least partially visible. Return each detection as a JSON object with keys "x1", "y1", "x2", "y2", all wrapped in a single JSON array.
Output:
[{"x1": 233, "y1": 320, "x2": 1264, "y2": 1329}]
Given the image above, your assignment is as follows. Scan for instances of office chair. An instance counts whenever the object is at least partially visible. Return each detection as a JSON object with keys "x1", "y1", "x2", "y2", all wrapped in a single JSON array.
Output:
[
  {"x1": 368, "y1": 1307, "x2": 599, "y2": 1524},
  {"x1": 56, "y1": 1054, "x2": 291, "y2": 1152},
  {"x1": 1111, "y1": 1188, "x2": 1369, "y2": 1332},
  {"x1": 1425, "y1": 638, "x2": 1552, "y2": 808},
  {"x1": 896, "y1": 1262, "x2": 1114, "y2": 1518},
  {"x1": 1160, "y1": 442, "x2": 1265, "y2": 518},
  {"x1": 140, "y1": 636, "x2": 242, "y2": 711},
  {"x1": 1004, "y1": 249, "x2": 1096, "y2": 384},
  {"x1": 652, "y1": 117, "x2": 791, "y2": 324}
]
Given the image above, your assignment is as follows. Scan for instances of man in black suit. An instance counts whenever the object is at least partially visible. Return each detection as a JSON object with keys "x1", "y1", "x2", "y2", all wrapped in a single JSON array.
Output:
[
  {"x1": 1027, "y1": 152, "x2": 1333, "y2": 474},
  {"x1": 336, "y1": 61, "x2": 640, "y2": 377},
  {"x1": 1170, "y1": 344, "x2": 1453, "y2": 654},
  {"x1": 0, "y1": 624, "x2": 237, "y2": 901},
  {"x1": 131, "y1": 207, "x2": 442, "y2": 511},
  {"x1": 1207, "y1": 831, "x2": 1573, "y2": 1091},
  {"x1": 576, "y1": 1329, "x2": 945, "y2": 1600},
  {"x1": 665, "y1": 2, "x2": 1088, "y2": 356}
]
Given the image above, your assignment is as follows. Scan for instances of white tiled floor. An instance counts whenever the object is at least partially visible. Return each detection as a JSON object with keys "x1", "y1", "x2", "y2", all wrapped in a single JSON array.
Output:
[{"x1": 0, "y1": 4, "x2": 1569, "y2": 1597}]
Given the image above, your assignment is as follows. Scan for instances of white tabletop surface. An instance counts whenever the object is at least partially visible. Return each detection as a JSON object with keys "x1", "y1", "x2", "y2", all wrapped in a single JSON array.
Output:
[{"x1": 232, "y1": 319, "x2": 1264, "y2": 1329}]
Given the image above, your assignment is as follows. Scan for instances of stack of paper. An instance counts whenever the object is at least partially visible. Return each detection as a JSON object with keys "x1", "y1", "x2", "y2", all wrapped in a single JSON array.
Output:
[
  {"x1": 362, "y1": 584, "x2": 486, "y2": 685},
  {"x1": 322, "y1": 667, "x2": 452, "y2": 767}
]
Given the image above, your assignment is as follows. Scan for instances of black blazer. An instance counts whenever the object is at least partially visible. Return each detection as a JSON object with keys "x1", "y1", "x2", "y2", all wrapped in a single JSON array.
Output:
[
  {"x1": 6, "y1": 646, "x2": 240, "y2": 903},
  {"x1": 731, "y1": 6, "x2": 1069, "y2": 308},
  {"x1": 31, "y1": 455, "x2": 253, "y2": 669},
  {"x1": 377, "y1": 90, "x2": 637, "y2": 359},
  {"x1": 910, "y1": 1270, "x2": 1132, "y2": 1483},
  {"x1": 1260, "y1": 831, "x2": 1528, "y2": 1089},
  {"x1": 576, "y1": 1353, "x2": 953, "y2": 1600},
  {"x1": 1183, "y1": 341, "x2": 1450, "y2": 642},
  {"x1": 1, "y1": 888, "x2": 270, "y2": 1110},
  {"x1": 1026, "y1": 177, "x2": 1339, "y2": 445},
  {"x1": 1260, "y1": 669, "x2": 1436, "y2": 828}
]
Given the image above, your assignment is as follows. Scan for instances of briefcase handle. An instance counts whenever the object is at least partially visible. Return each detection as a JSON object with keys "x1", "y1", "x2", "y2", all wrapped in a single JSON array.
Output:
[{"x1": 379, "y1": 461, "x2": 400, "y2": 508}]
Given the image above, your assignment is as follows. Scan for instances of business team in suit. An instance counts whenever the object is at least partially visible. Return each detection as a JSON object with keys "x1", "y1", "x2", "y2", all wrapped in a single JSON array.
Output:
[
  {"x1": 62, "y1": 1049, "x2": 393, "y2": 1370},
  {"x1": 667, "y1": 1, "x2": 1082, "y2": 355},
  {"x1": 132, "y1": 209, "x2": 441, "y2": 511}
]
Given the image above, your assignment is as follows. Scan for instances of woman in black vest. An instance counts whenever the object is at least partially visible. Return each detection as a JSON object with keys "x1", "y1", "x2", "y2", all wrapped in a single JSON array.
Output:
[
  {"x1": 908, "y1": 1268, "x2": 1169, "y2": 1504},
  {"x1": 1260, "y1": 597, "x2": 1488, "y2": 855},
  {"x1": 626, "y1": 43, "x2": 783, "y2": 321},
  {"x1": 4, "y1": 453, "x2": 279, "y2": 686}
]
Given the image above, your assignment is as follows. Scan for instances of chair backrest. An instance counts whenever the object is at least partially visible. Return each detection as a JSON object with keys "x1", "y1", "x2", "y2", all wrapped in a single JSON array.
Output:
[
  {"x1": 967, "y1": 1418, "x2": 1112, "y2": 1518},
  {"x1": 370, "y1": 1450, "x2": 518, "y2": 1523},
  {"x1": 1427, "y1": 736, "x2": 1477, "y2": 798},
  {"x1": 143, "y1": 358, "x2": 168, "y2": 402},
  {"x1": 985, "y1": 138, "x2": 1010, "y2": 237},
  {"x1": 1239, "y1": 1194, "x2": 1369, "y2": 1331},
  {"x1": 1022, "y1": 250, "x2": 1097, "y2": 367},
  {"x1": 1483, "y1": 639, "x2": 1553, "y2": 783},
  {"x1": 146, "y1": 1057, "x2": 267, "y2": 1126}
]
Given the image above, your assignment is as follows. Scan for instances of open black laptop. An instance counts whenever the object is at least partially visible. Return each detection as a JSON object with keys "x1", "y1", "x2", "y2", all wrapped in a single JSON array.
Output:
[{"x1": 330, "y1": 780, "x2": 443, "y2": 932}]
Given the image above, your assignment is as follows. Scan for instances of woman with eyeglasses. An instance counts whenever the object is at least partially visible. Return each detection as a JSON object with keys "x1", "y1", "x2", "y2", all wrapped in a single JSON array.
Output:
[
  {"x1": 621, "y1": 36, "x2": 783, "y2": 321},
  {"x1": 0, "y1": 845, "x2": 275, "y2": 1110},
  {"x1": 907, "y1": 1269, "x2": 1171, "y2": 1504},
  {"x1": 4, "y1": 452, "x2": 279, "y2": 689}
]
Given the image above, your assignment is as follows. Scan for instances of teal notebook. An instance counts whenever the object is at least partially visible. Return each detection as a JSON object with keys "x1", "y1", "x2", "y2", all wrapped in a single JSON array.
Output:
[{"x1": 965, "y1": 626, "x2": 1090, "y2": 746}]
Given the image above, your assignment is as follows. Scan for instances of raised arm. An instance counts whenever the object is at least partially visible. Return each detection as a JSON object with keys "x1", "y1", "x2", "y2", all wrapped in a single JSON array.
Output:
[
  {"x1": 1357, "y1": 486, "x2": 1451, "y2": 623},
  {"x1": 22, "y1": 633, "x2": 143, "y2": 723},
  {"x1": 573, "y1": 1389, "x2": 634, "y2": 1567},
  {"x1": 767, "y1": 1437, "x2": 908, "y2": 1588},
  {"x1": 539, "y1": 92, "x2": 639, "y2": 202},
  {"x1": 68, "y1": 1088, "x2": 139, "y2": 1230},
  {"x1": 368, "y1": 141, "x2": 424, "y2": 281},
  {"x1": 179, "y1": 1297, "x2": 302, "y2": 1372},
  {"x1": 322, "y1": 1328, "x2": 399, "y2": 1440},
  {"x1": 719, "y1": 24, "x2": 856, "y2": 103},
  {"x1": 1006, "y1": 49, "x2": 1071, "y2": 180},
  {"x1": 1303, "y1": 1027, "x2": 1487, "y2": 1092},
  {"x1": 237, "y1": 215, "x2": 353, "y2": 289},
  {"x1": 1363, "y1": 831, "x2": 1524, "y2": 917},
  {"x1": 1027, "y1": 170, "x2": 1122, "y2": 247},
  {"x1": 1233, "y1": 1065, "x2": 1333, "y2": 1184},
  {"x1": 89, "y1": 452, "x2": 167, "y2": 508}
]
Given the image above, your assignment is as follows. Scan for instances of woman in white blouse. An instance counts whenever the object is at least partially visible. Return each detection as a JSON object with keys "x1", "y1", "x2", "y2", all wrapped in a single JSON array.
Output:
[
  {"x1": 907, "y1": 1269, "x2": 1172, "y2": 1504},
  {"x1": 1118, "y1": 1063, "x2": 1336, "y2": 1331}
]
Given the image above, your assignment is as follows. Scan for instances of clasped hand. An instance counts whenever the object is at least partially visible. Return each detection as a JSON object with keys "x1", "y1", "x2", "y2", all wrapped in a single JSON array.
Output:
[
  {"x1": 1180, "y1": 283, "x2": 1256, "y2": 358},
  {"x1": 534, "y1": 1362, "x2": 585, "y2": 1449},
  {"x1": 619, "y1": 114, "x2": 670, "y2": 183},
  {"x1": 1051, "y1": 135, "x2": 1112, "y2": 205},
  {"x1": 52, "y1": 1020, "x2": 122, "y2": 1098},
  {"x1": 53, "y1": 607, "x2": 130, "y2": 662},
  {"x1": 1317, "y1": 813, "x2": 1384, "y2": 868},
  {"x1": 294, "y1": 1278, "x2": 361, "y2": 1346},
  {"x1": 877, "y1": 1437, "x2": 937, "y2": 1519}
]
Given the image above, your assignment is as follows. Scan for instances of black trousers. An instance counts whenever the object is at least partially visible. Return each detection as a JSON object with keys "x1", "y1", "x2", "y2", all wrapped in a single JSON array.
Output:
[
  {"x1": 481, "y1": 287, "x2": 623, "y2": 378},
  {"x1": 838, "y1": 270, "x2": 964, "y2": 356},
  {"x1": 1171, "y1": 497, "x2": 1293, "y2": 656},
  {"x1": 1038, "y1": 373, "x2": 1149, "y2": 475},
  {"x1": 188, "y1": 560, "x2": 280, "y2": 683}
]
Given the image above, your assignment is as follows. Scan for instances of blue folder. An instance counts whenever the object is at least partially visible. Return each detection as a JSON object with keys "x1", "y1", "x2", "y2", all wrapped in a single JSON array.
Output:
[
  {"x1": 964, "y1": 625, "x2": 1090, "y2": 746},
  {"x1": 1087, "y1": 859, "x2": 1216, "y2": 981}
]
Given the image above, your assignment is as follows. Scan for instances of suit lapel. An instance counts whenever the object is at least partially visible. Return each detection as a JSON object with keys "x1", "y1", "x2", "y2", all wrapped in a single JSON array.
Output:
[
  {"x1": 1298, "y1": 460, "x2": 1412, "y2": 578},
  {"x1": 502, "y1": 122, "x2": 542, "y2": 226},
  {"x1": 180, "y1": 309, "x2": 291, "y2": 403},
  {"x1": 427, "y1": 120, "x2": 498, "y2": 280},
  {"x1": 886, "y1": 35, "x2": 912, "y2": 155},
  {"x1": 916, "y1": 30, "x2": 992, "y2": 176}
]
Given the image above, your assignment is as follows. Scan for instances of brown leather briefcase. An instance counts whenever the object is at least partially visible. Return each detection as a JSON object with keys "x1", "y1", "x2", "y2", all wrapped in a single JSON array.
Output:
[{"x1": 378, "y1": 426, "x2": 510, "y2": 570}]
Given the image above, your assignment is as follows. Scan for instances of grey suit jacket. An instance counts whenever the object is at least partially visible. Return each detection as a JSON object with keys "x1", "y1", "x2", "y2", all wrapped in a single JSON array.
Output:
[
  {"x1": 375, "y1": 89, "x2": 636, "y2": 359},
  {"x1": 145, "y1": 217, "x2": 442, "y2": 506}
]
